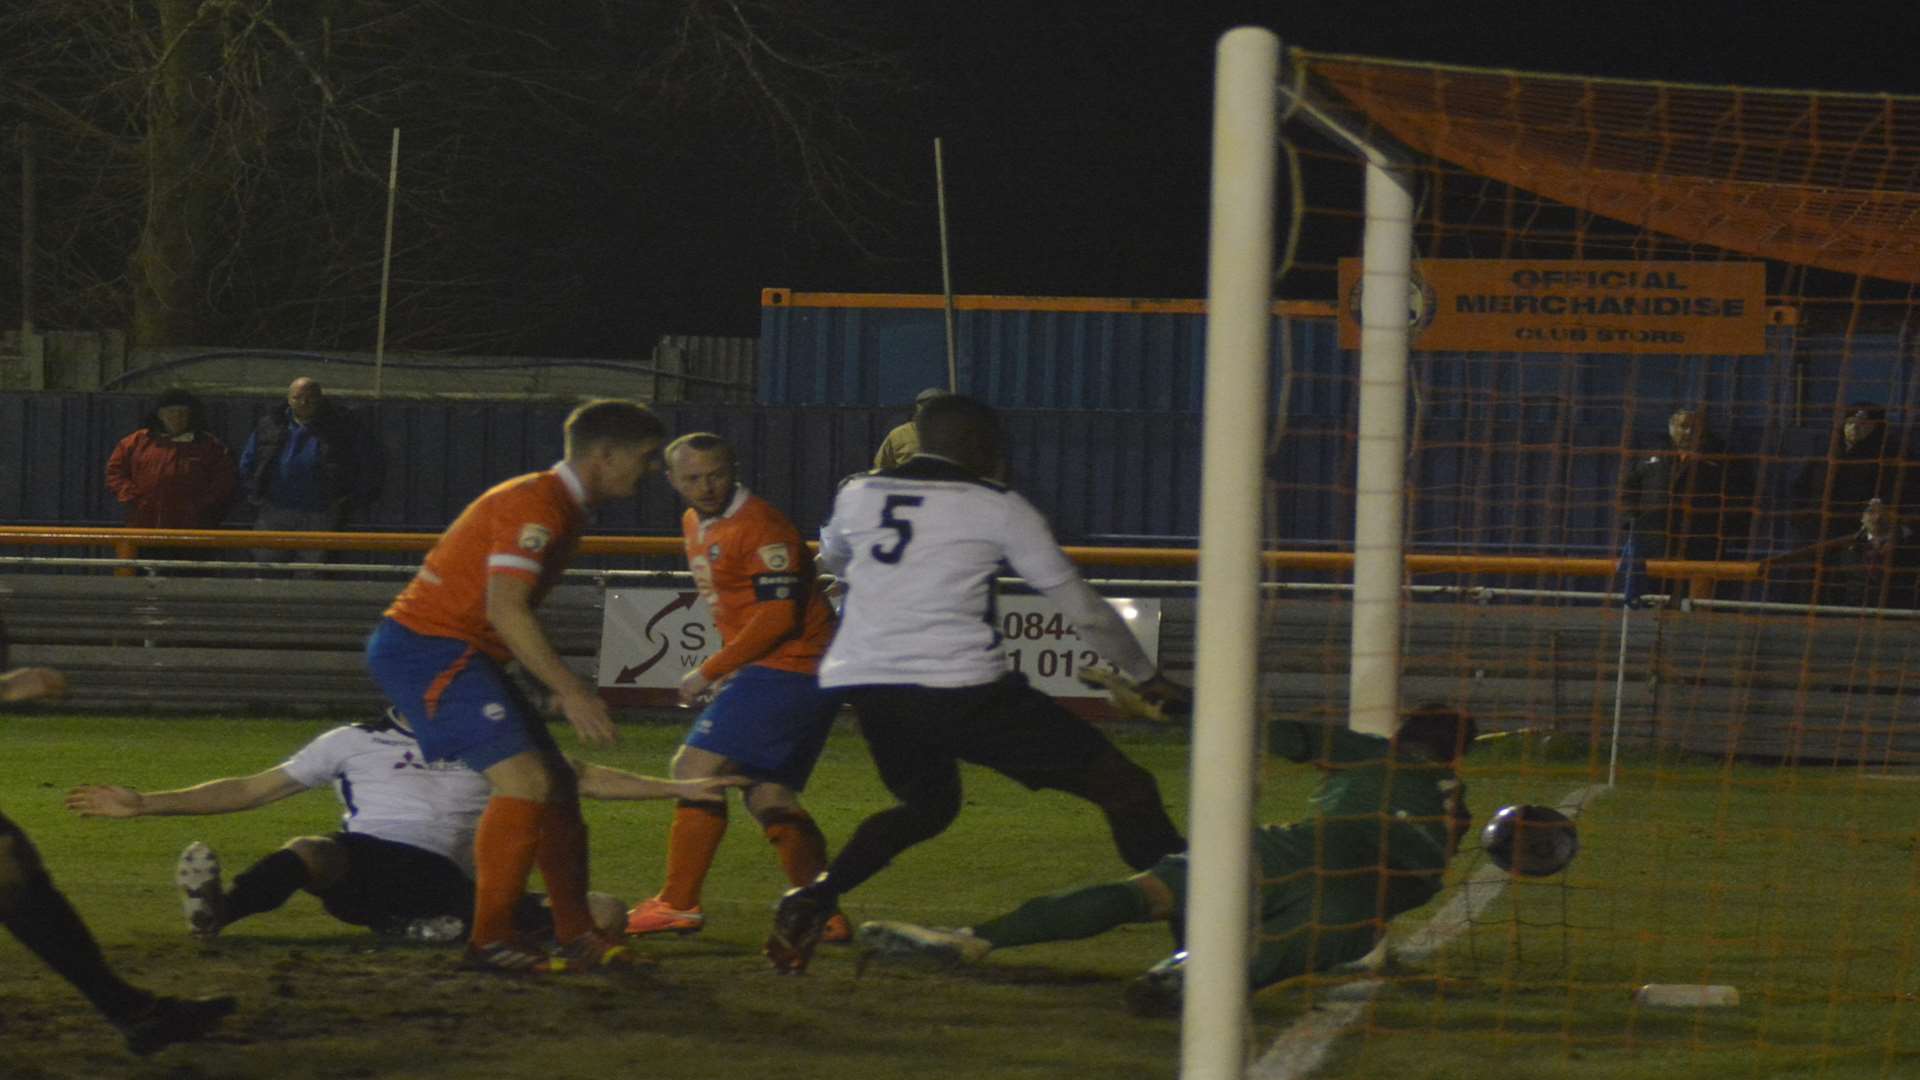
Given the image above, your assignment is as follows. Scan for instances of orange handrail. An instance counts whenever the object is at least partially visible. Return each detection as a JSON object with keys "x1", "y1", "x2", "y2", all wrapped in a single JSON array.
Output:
[{"x1": 0, "y1": 526, "x2": 1765, "y2": 581}]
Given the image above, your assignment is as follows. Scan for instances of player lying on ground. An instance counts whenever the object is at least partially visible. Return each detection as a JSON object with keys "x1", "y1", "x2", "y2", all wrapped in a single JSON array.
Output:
[
  {"x1": 65, "y1": 705, "x2": 742, "y2": 942},
  {"x1": 3, "y1": 665, "x2": 235, "y2": 1055},
  {"x1": 857, "y1": 704, "x2": 1477, "y2": 1017}
]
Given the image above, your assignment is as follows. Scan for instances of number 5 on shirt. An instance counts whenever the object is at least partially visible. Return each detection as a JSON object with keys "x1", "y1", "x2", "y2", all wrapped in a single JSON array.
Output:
[{"x1": 871, "y1": 495, "x2": 924, "y2": 564}]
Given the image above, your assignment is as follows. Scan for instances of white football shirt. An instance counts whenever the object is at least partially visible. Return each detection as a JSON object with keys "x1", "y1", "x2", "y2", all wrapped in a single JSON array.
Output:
[
  {"x1": 817, "y1": 456, "x2": 1081, "y2": 688},
  {"x1": 279, "y1": 718, "x2": 492, "y2": 876}
]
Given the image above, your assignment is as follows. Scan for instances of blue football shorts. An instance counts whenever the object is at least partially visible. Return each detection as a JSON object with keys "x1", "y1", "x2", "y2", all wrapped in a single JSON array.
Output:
[
  {"x1": 685, "y1": 665, "x2": 841, "y2": 790},
  {"x1": 365, "y1": 617, "x2": 551, "y2": 773}
]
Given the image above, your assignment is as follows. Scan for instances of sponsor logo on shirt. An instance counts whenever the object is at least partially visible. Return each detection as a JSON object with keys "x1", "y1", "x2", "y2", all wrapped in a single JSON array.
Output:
[
  {"x1": 758, "y1": 543, "x2": 792, "y2": 571},
  {"x1": 518, "y1": 523, "x2": 552, "y2": 553},
  {"x1": 482, "y1": 702, "x2": 507, "y2": 722}
]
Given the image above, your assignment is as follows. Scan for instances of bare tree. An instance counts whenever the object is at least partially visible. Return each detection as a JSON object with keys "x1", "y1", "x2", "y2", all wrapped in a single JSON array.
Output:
[{"x1": 0, "y1": 0, "x2": 905, "y2": 350}]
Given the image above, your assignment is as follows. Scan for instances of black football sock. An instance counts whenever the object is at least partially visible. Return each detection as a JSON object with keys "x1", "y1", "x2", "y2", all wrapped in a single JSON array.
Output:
[
  {"x1": 815, "y1": 798, "x2": 963, "y2": 900},
  {"x1": 1078, "y1": 750, "x2": 1187, "y2": 871},
  {"x1": 5, "y1": 874, "x2": 151, "y2": 1022},
  {"x1": 223, "y1": 849, "x2": 311, "y2": 924}
]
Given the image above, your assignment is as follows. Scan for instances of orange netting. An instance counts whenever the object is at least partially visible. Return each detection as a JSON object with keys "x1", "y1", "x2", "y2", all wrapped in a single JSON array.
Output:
[{"x1": 1300, "y1": 52, "x2": 1920, "y2": 284}]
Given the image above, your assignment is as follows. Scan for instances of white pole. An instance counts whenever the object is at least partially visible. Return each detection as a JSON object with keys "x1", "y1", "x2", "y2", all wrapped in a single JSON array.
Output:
[
  {"x1": 935, "y1": 137, "x2": 959, "y2": 393},
  {"x1": 1183, "y1": 26, "x2": 1276, "y2": 1080},
  {"x1": 1347, "y1": 162, "x2": 1417, "y2": 738},
  {"x1": 1608, "y1": 605, "x2": 1630, "y2": 787},
  {"x1": 373, "y1": 127, "x2": 400, "y2": 399}
]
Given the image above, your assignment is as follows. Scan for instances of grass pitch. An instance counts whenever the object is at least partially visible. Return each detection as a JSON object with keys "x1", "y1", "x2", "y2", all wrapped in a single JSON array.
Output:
[{"x1": 2, "y1": 713, "x2": 1917, "y2": 1078}]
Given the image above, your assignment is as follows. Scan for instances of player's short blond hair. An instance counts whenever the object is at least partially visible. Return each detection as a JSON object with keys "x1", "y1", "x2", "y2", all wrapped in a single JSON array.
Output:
[
  {"x1": 563, "y1": 399, "x2": 665, "y2": 457},
  {"x1": 663, "y1": 432, "x2": 736, "y2": 471}
]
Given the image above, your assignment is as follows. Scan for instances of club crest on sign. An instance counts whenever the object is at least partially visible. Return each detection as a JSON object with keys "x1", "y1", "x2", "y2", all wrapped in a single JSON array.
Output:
[
  {"x1": 518, "y1": 523, "x2": 553, "y2": 553},
  {"x1": 758, "y1": 543, "x2": 792, "y2": 571}
]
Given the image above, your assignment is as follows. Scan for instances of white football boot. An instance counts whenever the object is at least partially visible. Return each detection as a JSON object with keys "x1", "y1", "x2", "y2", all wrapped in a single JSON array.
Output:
[{"x1": 174, "y1": 841, "x2": 226, "y2": 938}]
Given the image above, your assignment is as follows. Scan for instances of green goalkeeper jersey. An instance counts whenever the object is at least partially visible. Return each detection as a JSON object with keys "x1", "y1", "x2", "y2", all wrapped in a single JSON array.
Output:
[{"x1": 1265, "y1": 719, "x2": 1468, "y2": 874}]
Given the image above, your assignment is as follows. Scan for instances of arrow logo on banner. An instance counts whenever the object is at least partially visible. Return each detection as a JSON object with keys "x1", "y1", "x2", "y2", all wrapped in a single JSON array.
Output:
[{"x1": 615, "y1": 592, "x2": 701, "y2": 683}]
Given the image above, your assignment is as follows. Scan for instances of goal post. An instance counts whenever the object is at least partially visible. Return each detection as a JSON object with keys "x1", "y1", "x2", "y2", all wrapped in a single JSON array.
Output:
[
  {"x1": 1187, "y1": 28, "x2": 1427, "y2": 1078},
  {"x1": 1184, "y1": 26, "x2": 1277, "y2": 1080},
  {"x1": 1193, "y1": 36, "x2": 1920, "y2": 1080},
  {"x1": 1347, "y1": 159, "x2": 1416, "y2": 741}
]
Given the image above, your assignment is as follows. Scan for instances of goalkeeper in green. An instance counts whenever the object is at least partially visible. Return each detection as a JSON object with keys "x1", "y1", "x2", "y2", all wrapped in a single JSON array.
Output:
[{"x1": 855, "y1": 704, "x2": 1476, "y2": 1014}]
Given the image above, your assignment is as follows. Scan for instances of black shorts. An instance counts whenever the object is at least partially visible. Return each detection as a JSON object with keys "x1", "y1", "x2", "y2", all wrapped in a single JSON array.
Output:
[
  {"x1": 323, "y1": 832, "x2": 552, "y2": 937},
  {"x1": 320, "y1": 832, "x2": 475, "y2": 931},
  {"x1": 845, "y1": 673, "x2": 1121, "y2": 794}
]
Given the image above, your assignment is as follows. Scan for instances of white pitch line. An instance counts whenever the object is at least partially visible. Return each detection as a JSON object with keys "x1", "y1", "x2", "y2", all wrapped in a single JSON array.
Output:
[{"x1": 1248, "y1": 783, "x2": 1609, "y2": 1080}]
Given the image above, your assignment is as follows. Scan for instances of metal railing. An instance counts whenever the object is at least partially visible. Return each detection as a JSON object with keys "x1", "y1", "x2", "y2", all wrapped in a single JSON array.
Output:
[{"x1": 4, "y1": 527, "x2": 1915, "y2": 767}]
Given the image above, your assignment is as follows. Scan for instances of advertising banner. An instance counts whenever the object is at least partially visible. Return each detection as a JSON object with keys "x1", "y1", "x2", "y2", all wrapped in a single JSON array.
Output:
[{"x1": 598, "y1": 589, "x2": 1161, "y2": 717}]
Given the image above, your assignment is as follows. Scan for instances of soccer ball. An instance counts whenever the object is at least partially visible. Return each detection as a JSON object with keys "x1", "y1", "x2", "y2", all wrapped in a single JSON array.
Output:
[
  {"x1": 586, "y1": 891, "x2": 627, "y2": 935},
  {"x1": 1482, "y1": 804, "x2": 1579, "y2": 877}
]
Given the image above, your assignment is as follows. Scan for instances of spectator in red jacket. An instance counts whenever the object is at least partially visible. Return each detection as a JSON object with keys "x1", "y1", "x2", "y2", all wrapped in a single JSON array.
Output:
[{"x1": 105, "y1": 390, "x2": 239, "y2": 566}]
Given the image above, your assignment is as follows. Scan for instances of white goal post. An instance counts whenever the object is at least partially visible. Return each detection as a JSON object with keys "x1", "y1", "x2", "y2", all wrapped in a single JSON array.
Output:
[{"x1": 1184, "y1": 26, "x2": 1416, "y2": 1079}]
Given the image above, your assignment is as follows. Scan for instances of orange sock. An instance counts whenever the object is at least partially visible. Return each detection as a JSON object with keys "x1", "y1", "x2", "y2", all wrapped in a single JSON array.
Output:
[
  {"x1": 762, "y1": 809, "x2": 829, "y2": 887},
  {"x1": 470, "y1": 796, "x2": 544, "y2": 948},
  {"x1": 536, "y1": 799, "x2": 593, "y2": 942},
  {"x1": 658, "y1": 801, "x2": 727, "y2": 910}
]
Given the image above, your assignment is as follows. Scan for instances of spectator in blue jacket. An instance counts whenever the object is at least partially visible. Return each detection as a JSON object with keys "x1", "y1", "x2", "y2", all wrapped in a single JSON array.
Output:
[{"x1": 238, "y1": 377, "x2": 383, "y2": 571}]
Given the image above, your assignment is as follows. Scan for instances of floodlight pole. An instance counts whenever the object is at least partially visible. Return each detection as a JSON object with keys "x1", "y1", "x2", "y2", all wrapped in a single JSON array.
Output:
[
  {"x1": 935, "y1": 137, "x2": 959, "y2": 392},
  {"x1": 373, "y1": 127, "x2": 400, "y2": 399}
]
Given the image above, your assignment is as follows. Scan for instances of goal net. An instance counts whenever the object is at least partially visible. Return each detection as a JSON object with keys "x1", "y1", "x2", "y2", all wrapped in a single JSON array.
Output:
[{"x1": 1188, "y1": 29, "x2": 1920, "y2": 1080}]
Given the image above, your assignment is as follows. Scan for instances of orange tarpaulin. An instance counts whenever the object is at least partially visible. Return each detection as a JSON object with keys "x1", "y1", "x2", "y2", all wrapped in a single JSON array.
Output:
[{"x1": 1302, "y1": 52, "x2": 1920, "y2": 285}]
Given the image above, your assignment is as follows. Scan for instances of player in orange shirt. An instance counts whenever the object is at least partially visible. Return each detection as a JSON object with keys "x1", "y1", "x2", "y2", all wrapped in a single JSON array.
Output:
[
  {"x1": 365, "y1": 399, "x2": 667, "y2": 974},
  {"x1": 623, "y1": 433, "x2": 850, "y2": 945}
]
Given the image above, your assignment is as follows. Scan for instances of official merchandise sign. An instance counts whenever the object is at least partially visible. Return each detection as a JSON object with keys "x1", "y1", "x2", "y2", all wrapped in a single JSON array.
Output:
[
  {"x1": 597, "y1": 588, "x2": 1161, "y2": 713},
  {"x1": 1336, "y1": 259, "x2": 1768, "y2": 355}
]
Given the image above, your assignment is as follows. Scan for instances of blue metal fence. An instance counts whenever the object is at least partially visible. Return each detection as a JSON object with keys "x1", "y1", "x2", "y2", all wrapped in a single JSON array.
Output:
[
  {"x1": 0, "y1": 396, "x2": 1198, "y2": 547},
  {"x1": 5, "y1": 318, "x2": 1917, "y2": 566}
]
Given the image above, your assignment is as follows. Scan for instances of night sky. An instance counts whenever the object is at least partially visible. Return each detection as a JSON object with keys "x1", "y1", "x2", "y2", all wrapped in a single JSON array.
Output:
[{"x1": 661, "y1": 3, "x2": 1920, "y2": 342}]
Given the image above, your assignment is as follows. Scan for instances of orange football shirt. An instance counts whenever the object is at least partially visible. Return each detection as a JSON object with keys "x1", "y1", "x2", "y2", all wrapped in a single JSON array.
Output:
[
  {"x1": 386, "y1": 464, "x2": 588, "y2": 661},
  {"x1": 685, "y1": 487, "x2": 834, "y2": 680}
]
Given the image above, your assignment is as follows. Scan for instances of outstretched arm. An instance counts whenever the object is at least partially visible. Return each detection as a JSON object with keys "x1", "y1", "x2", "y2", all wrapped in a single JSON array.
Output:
[
  {"x1": 1035, "y1": 575, "x2": 1157, "y2": 683},
  {"x1": 1, "y1": 667, "x2": 67, "y2": 703},
  {"x1": 66, "y1": 767, "x2": 307, "y2": 818},
  {"x1": 568, "y1": 758, "x2": 749, "y2": 802}
]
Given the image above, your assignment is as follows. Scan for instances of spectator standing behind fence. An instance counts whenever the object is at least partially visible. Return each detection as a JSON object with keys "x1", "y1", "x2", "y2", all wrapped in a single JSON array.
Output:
[
  {"x1": 872, "y1": 387, "x2": 949, "y2": 471},
  {"x1": 1791, "y1": 404, "x2": 1920, "y2": 599},
  {"x1": 104, "y1": 390, "x2": 238, "y2": 563},
  {"x1": 238, "y1": 377, "x2": 383, "y2": 570},
  {"x1": 1616, "y1": 406, "x2": 1754, "y2": 602},
  {"x1": 1826, "y1": 499, "x2": 1920, "y2": 610}
]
